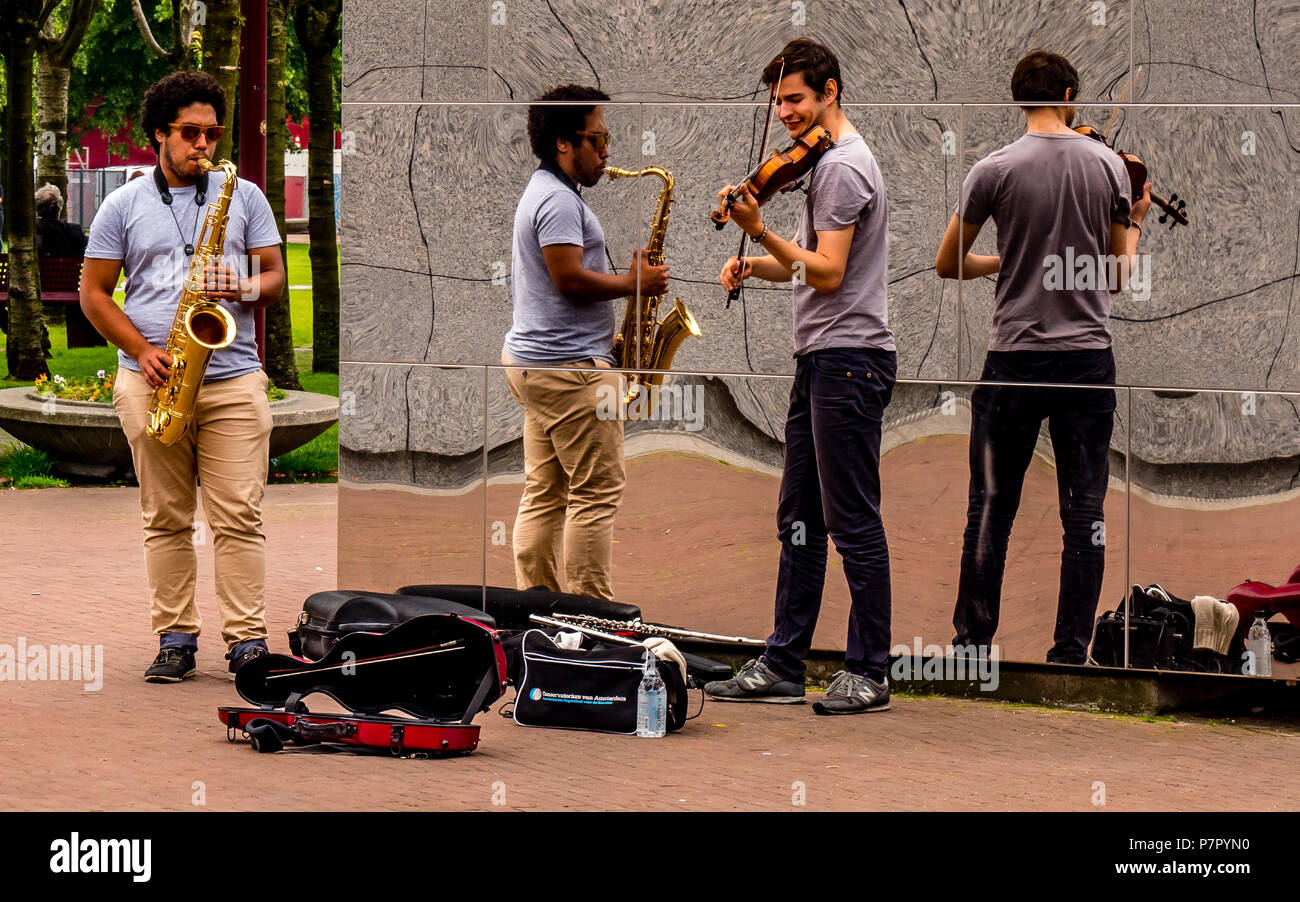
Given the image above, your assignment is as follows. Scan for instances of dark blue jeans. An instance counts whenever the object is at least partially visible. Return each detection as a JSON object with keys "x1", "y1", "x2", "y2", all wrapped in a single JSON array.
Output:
[
  {"x1": 764, "y1": 347, "x2": 897, "y2": 684},
  {"x1": 953, "y1": 348, "x2": 1116, "y2": 664}
]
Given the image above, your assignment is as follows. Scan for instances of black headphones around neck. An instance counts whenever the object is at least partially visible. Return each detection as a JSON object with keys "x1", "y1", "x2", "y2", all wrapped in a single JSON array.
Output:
[{"x1": 153, "y1": 164, "x2": 209, "y2": 206}]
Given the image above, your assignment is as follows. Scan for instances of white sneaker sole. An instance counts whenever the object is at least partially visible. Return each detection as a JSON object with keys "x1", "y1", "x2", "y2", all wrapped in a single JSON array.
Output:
[{"x1": 706, "y1": 693, "x2": 806, "y2": 704}]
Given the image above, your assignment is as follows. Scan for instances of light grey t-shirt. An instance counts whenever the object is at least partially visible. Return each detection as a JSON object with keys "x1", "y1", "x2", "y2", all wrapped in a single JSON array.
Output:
[
  {"x1": 961, "y1": 131, "x2": 1132, "y2": 351},
  {"x1": 792, "y1": 132, "x2": 895, "y2": 356},
  {"x1": 504, "y1": 166, "x2": 615, "y2": 366},
  {"x1": 84, "y1": 165, "x2": 282, "y2": 381}
]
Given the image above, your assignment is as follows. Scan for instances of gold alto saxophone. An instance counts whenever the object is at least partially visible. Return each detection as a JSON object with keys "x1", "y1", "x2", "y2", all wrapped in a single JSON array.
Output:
[
  {"x1": 604, "y1": 165, "x2": 701, "y2": 406},
  {"x1": 147, "y1": 158, "x2": 239, "y2": 445}
]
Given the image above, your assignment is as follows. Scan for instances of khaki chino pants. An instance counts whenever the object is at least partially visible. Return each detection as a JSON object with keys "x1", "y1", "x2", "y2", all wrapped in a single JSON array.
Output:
[
  {"x1": 503, "y1": 349, "x2": 626, "y2": 601},
  {"x1": 113, "y1": 366, "x2": 272, "y2": 649}
]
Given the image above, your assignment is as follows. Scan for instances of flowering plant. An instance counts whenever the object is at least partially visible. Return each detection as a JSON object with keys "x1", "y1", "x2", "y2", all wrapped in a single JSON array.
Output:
[
  {"x1": 34, "y1": 370, "x2": 115, "y2": 403},
  {"x1": 36, "y1": 369, "x2": 287, "y2": 402}
]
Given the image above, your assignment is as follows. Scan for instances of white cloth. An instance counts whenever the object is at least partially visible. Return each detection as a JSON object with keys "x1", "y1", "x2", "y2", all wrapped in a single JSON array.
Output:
[
  {"x1": 1191, "y1": 595, "x2": 1239, "y2": 654},
  {"x1": 641, "y1": 637, "x2": 687, "y2": 684}
]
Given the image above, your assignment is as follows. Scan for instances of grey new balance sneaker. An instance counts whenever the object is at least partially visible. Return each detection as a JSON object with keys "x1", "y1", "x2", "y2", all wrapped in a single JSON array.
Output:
[
  {"x1": 812, "y1": 670, "x2": 890, "y2": 715},
  {"x1": 704, "y1": 658, "x2": 805, "y2": 704}
]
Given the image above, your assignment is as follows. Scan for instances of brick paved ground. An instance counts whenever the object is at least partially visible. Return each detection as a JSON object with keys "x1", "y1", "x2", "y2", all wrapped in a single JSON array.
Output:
[{"x1": 2, "y1": 483, "x2": 1298, "y2": 811}]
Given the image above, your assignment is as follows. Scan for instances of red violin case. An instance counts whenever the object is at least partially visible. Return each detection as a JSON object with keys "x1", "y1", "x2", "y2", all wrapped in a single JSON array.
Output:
[{"x1": 219, "y1": 614, "x2": 508, "y2": 757}]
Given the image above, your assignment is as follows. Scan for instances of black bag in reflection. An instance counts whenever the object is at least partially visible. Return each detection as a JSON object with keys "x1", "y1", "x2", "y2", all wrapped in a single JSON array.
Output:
[{"x1": 1090, "y1": 585, "x2": 1237, "y2": 673}]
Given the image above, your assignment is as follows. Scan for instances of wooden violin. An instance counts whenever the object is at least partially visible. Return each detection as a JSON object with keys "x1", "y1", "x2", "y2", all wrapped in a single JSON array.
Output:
[
  {"x1": 711, "y1": 124, "x2": 835, "y2": 229},
  {"x1": 1073, "y1": 124, "x2": 1189, "y2": 229}
]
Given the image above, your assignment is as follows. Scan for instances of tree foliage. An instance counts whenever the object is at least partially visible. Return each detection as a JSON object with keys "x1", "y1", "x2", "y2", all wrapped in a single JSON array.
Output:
[{"x1": 65, "y1": 0, "x2": 327, "y2": 157}]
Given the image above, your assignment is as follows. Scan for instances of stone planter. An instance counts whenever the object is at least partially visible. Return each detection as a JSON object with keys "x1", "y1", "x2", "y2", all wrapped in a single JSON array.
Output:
[{"x1": 0, "y1": 385, "x2": 339, "y2": 473}]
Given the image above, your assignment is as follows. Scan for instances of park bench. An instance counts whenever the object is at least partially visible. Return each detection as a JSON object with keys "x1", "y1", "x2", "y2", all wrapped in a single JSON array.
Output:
[{"x1": 0, "y1": 254, "x2": 106, "y2": 348}]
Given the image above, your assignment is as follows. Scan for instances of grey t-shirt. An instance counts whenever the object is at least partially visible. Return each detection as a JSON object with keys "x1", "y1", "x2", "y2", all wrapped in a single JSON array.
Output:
[
  {"x1": 792, "y1": 132, "x2": 895, "y2": 356},
  {"x1": 961, "y1": 131, "x2": 1132, "y2": 351},
  {"x1": 85, "y1": 165, "x2": 282, "y2": 382},
  {"x1": 504, "y1": 166, "x2": 615, "y2": 366}
]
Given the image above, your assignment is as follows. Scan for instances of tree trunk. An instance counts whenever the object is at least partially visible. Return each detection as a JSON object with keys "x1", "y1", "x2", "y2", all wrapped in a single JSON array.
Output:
[
  {"x1": 34, "y1": 54, "x2": 70, "y2": 209},
  {"x1": 263, "y1": 0, "x2": 301, "y2": 388},
  {"x1": 34, "y1": 0, "x2": 98, "y2": 223},
  {"x1": 295, "y1": 0, "x2": 340, "y2": 374},
  {"x1": 3, "y1": 31, "x2": 49, "y2": 380},
  {"x1": 197, "y1": 0, "x2": 242, "y2": 163}
]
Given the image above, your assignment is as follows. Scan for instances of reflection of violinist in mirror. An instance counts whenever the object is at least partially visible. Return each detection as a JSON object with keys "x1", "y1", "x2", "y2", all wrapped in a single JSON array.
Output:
[
  {"x1": 705, "y1": 38, "x2": 898, "y2": 714},
  {"x1": 934, "y1": 50, "x2": 1153, "y2": 665},
  {"x1": 500, "y1": 84, "x2": 670, "y2": 603}
]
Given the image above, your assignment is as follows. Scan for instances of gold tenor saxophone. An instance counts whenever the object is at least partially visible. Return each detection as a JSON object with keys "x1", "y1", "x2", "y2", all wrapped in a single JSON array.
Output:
[
  {"x1": 146, "y1": 158, "x2": 239, "y2": 445},
  {"x1": 604, "y1": 165, "x2": 700, "y2": 405}
]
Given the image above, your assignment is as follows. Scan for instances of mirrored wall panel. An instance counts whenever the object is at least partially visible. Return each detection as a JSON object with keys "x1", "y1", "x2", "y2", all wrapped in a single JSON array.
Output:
[
  {"x1": 1129, "y1": 387, "x2": 1300, "y2": 678},
  {"x1": 958, "y1": 104, "x2": 1300, "y2": 391},
  {"x1": 337, "y1": 363, "x2": 487, "y2": 590}
]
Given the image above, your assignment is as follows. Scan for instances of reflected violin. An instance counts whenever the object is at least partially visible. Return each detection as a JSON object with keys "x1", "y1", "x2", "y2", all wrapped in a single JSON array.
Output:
[
  {"x1": 711, "y1": 124, "x2": 835, "y2": 229},
  {"x1": 1074, "y1": 124, "x2": 1189, "y2": 229}
]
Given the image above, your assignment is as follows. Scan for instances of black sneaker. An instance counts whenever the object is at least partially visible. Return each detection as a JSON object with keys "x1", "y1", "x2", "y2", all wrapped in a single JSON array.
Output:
[
  {"x1": 144, "y1": 648, "x2": 196, "y2": 683},
  {"x1": 704, "y1": 658, "x2": 805, "y2": 704},
  {"x1": 229, "y1": 644, "x2": 268, "y2": 675},
  {"x1": 812, "y1": 670, "x2": 890, "y2": 715}
]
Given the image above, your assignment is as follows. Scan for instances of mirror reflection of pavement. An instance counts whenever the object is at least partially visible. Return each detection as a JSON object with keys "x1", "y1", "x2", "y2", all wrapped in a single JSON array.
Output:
[{"x1": 3, "y1": 482, "x2": 1298, "y2": 811}]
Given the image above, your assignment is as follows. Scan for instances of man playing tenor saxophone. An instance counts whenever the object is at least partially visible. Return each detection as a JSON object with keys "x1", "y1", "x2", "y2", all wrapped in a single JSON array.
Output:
[
  {"x1": 80, "y1": 71, "x2": 285, "y2": 682},
  {"x1": 502, "y1": 84, "x2": 669, "y2": 602}
]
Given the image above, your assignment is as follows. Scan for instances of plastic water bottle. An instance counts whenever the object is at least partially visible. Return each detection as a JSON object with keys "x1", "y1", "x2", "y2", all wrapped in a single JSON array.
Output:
[
  {"x1": 1247, "y1": 614, "x2": 1273, "y2": 677},
  {"x1": 636, "y1": 652, "x2": 666, "y2": 738}
]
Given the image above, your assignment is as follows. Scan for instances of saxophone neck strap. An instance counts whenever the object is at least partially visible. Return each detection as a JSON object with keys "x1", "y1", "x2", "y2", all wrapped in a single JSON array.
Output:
[{"x1": 153, "y1": 163, "x2": 209, "y2": 207}]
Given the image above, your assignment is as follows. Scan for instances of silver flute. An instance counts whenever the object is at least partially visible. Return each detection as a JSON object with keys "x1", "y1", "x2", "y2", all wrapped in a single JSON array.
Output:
[{"x1": 543, "y1": 613, "x2": 765, "y2": 647}]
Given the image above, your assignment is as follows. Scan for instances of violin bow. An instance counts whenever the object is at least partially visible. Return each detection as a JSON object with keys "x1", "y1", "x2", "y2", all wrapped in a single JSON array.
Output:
[
  {"x1": 1100, "y1": 70, "x2": 1133, "y2": 140},
  {"x1": 727, "y1": 56, "x2": 785, "y2": 309}
]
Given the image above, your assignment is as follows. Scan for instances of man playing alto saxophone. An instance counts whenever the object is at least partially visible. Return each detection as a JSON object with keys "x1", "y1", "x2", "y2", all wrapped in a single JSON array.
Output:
[
  {"x1": 502, "y1": 84, "x2": 669, "y2": 602},
  {"x1": 80, "y1": 71, "x2": 285, "y2": 682}
]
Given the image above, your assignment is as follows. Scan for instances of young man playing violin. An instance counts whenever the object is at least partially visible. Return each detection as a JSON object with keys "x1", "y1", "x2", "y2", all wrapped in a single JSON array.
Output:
[
  {"x1": 703, "y1": 38, "x2": 897, "y2": 714},
  {"x1": 934, "y1": 50, "x2": 1151, "y2": 664},
  {"x1": 502, "y1": 84, "x2": 669, "y2": 602}
]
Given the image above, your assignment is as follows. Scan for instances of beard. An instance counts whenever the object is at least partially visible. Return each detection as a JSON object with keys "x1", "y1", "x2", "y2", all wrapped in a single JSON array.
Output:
[{"x1": 166, "y1": 146, "x2": 206, "y2": 183}]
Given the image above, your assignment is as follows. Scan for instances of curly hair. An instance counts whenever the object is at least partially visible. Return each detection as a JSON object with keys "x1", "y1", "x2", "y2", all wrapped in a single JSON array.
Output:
[
  {"x1": 527, "y1": 84, "x2": 610, "y2": 163},
  {"x1": 139, "y1": 70, "x2": 227, "y2": 154}
]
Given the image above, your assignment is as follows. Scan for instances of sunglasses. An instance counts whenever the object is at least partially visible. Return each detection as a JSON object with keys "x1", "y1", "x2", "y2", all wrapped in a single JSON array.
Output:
[
  {"x1": 575, "y1": 130, "x2": 612, "y2": 151},
  {"x1": 169, "y1": 122, "x2": 226, "y2": 144}
]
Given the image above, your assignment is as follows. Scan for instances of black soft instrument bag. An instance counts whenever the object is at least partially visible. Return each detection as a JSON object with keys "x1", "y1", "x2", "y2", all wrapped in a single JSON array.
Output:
[
  {"x1": 1091, "y1": 585, "x2": 1239, "y2": 672},
  {"x1": 512, "y1": 630, "x2": 687, "y2": 734},
  {"x1": 290, "y1": 590, "x2": 497, "y2": 660},
  {"x1": 397, "y1": 584, "x2": 640, "y2": 631}
]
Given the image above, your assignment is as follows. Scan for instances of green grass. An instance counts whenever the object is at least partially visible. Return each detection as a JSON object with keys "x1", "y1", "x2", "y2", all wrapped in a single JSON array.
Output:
[
  {"x1": 269, "y1": 368, "x2": 338, "y2": 484},
  {"x1": 0, "y1": 445, "x2": 69, "y2": 489},
  {"x1": 0, "y1": 326, "x2": 119, "y2": 382}
]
